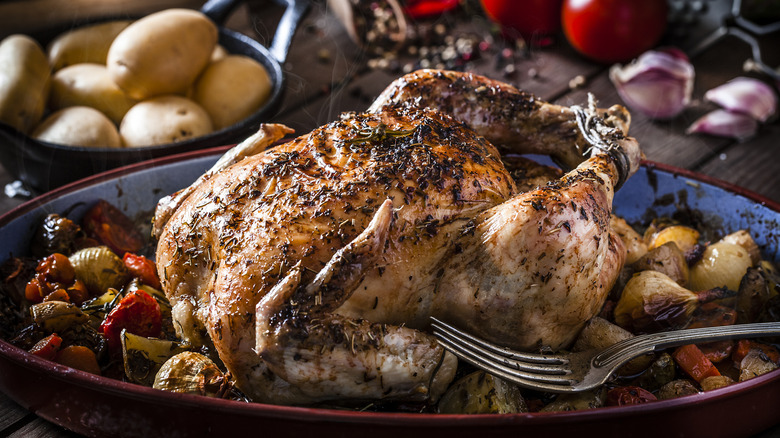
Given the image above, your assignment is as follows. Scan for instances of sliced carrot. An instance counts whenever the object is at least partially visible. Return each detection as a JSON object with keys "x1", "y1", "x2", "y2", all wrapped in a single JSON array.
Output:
[
  {"x1": 673, "y1": 344, "x2": 721, "y2": 383},
  {"x1": 698, "y1": 340, "x2": 734, "y2": 363},
  {"x1": 55, "y1": 345, "x2": 101, "y2": 375},
  {"x1": 29, "y1": 333, "x2": 63, "y2": 360}
]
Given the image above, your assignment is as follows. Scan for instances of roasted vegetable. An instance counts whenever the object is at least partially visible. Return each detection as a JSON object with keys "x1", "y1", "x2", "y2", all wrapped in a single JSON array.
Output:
[
  {"x1": 605, "y1": 386, "x2": 656, "y2": 406},
  {"x1": 153, "y1": 352, "x2": 229, "y2": 397},
  {"x1": 689, "y1": 242, "x2": 752, "y2": 292},
  {"x1": 437, "y1": 370, "x2": 527, "y2": 414},
  {"x1": 69, "y1": 246, "x2": 130, "y2": 296},
  {"x1": 572, "y1": 316, "x2": 653, "y2": 376},
  {"x1": 30, "y1": 301, "x2": 88, "y2": 332},
  {"x1": 539, "y1": 387, "x2": 607, "y2": 412},
  {"x1": 80, "y1": 200, "x2": 145, "y2": 256},
  {"x1": 121, "y1": 330, "x2": 185, "y2": 386},
  {"x1": 673, "y1": 344, "x2": 721, "y2": 383},
  {"x1": 631, "y1": 242, "x2": 689, "y2": 287},
  {"x1": 655, "y1": 379, "x2": 699, "y2": 400},
  {"x1": 614, "y1": 270, "x2": 734, "y2": 333},
  {"x1": 633, "y1": 352, "x2": 676, "y2": 392},
  {"x1": 55, "y1": 345, "x2": 101, "y2": 375},
  {"x1": 100, "y1": 289, "x2": 162, "y2": 352}
]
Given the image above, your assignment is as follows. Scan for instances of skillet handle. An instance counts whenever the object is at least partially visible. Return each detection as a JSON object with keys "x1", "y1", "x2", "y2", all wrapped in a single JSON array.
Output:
[
  {"x1": 201, "y1": 0, "x2": 310, "y2": 64},
  {"x1": 200, "y1": 0, "x2": 243, "y2": 25},
  {"x1": 268, "y1": 0, "x2": 311, "y2": 64}
]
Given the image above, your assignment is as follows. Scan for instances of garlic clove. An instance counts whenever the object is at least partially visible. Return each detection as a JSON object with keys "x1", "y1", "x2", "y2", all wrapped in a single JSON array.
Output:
[
  {"x1": 704, "y1": 77, "x2": 777, "y2": 122},
  {"x1": 686, "y1": 109, "x2": 758, "y2": 142},
  {"x1": 609, "y1": 49, "x2": 695, "y2": 120}
]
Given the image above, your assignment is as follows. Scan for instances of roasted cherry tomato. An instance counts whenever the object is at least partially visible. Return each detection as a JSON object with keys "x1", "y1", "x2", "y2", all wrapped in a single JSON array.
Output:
[
  {"x1": 100, "y1": 289, "x2": 162, "y2": 352},
  {"x1": 606, "y1": 386, "x2": 657, "y2": 406},
  {"x1": 123, "y1": 253, "x2": 161, "y2": 290},
  {"x1": 25, "y1": 253, "x2": 76, "y2": 303},
  {"x1": 81, "y1": 199, "x2": 145, "y2": 256},
  {"x1": 562, "y1": 0, "x2": 668, "y2": 63},
  {"x1": 404, "y1": 0, "x2": 459, "y2": 19},
  {"x1": 480, "y1": 0, "x2": 563, "y2": 40}
]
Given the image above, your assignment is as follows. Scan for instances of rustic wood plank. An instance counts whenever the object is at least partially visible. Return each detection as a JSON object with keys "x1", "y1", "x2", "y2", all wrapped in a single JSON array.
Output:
[
  {"x1": 7, "y1": 417, "x2": 80, "y2": 438},
  {"x1": 696, "y1": 123, "x2": 780, "y2": 203},
  {"x1": 0, "y1": 391, "x2": 31, "y2": 432}
]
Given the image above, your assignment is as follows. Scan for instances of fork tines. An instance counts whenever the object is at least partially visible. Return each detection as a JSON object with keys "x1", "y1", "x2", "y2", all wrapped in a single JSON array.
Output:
[{"x1": 430, "y1": 317, "x2": 578, "y2": 391}]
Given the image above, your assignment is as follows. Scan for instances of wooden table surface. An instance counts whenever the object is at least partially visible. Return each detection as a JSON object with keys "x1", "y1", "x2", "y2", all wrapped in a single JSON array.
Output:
[{"x1": 1, "y1": 0, "x2": 779, "y2": 436}]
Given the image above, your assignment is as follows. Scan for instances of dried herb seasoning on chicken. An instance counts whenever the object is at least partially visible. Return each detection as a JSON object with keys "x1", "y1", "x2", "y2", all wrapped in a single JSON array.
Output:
[{"x1": 152, "y1": 69, "x2": 641, "y2": 406}]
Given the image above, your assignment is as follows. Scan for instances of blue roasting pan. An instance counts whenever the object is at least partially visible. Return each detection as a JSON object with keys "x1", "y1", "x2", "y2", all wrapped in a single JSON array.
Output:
[{"x1": 0, "y1": 147, "x2": 778, "y2": 438}]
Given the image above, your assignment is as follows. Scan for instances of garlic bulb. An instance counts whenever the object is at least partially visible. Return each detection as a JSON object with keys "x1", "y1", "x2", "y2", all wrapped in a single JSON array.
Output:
[
  {"x1": 609, "y1": 49, "x2": 694, "y2": 119},
  {"x1": 686, "y1": 109, "x2": 759, "y2": 142},
  {"x1": 704, "y1": 77, "x2": 777, "y2": 122}
]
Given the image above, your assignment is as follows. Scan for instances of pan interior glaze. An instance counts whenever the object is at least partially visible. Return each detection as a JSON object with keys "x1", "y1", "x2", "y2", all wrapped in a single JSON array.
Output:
[{"x1": 0, "y1": 151, "x2": 778, "y2": 438}]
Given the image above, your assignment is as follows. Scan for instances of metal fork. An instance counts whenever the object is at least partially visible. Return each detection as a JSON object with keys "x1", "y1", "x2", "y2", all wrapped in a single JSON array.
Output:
[{"x1": 430, "y1": 317, "x2": 780, "y2": 393}]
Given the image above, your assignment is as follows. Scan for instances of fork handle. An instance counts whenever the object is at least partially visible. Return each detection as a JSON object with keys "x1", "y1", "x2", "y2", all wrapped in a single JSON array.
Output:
[{"x1": 593, "y1": 322, "x2": 780, "y2": 368}]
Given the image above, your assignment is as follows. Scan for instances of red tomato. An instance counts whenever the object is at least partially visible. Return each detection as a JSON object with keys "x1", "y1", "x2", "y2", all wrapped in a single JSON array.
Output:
[
  {"x1": 562, "y1": 0, "x2": 668, "y2": 63},
  {"x1": 480, "y1": 0, "x2": 563, "y2": 39},
  {"x1": 123, "y1": 253, "x2": 161, "y2": 290},
  {"x1": 29, "y1": 333, "x2": 63, "y2": 360},
  {"x1": 100, "y1": 290, "x2": 162, "y2": 352}
]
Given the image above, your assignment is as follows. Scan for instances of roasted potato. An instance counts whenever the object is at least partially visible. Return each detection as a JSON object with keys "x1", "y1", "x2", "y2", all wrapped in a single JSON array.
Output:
[
  {"x1": 107, "y1": 9, "x2": 217, "y2": 99},
  {"x1": 437, "y1": 370, "x2": 527, "y2": 414},
  {"x1": 0, "y1": 34, "x2": 50, "y2": 133}
]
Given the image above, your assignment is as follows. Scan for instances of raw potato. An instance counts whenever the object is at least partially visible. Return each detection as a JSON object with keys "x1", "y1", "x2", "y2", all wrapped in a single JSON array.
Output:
[
  {"x1": 193, "y1": 55, "x2": 272, "y2": 130},
  {"x1": 49, "y1": 63, "x2": 138, "y2": 124},
  {"x1": 47, "y1": 20, "x2": 132, "y2": 71},
  {"x1": 0, "y1": 34, "x2": 51, "y2": 133},
  {"x1": 120, "y1": 95, "x2": 213, "y2": 147},
  {"x1": 32, "y1": 106, "x2": 121, "y2": 147},
  {"x1": 107, "y1": 9, "x2": 217, "y2": 100}
]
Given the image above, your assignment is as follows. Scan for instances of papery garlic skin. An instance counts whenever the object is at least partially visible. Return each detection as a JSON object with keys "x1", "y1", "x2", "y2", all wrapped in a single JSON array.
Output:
[
  {"x1": 609, "y1": 49, "x2": 694, "y2": 119},
  {"x1": 686, "y1": 109, "x2": 758, "y2": 142},
  {"x1": 704, "y1": 77, "x2": 777, "y2": 122}
]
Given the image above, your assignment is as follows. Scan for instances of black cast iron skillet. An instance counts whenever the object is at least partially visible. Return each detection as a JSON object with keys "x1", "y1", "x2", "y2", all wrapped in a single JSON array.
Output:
[{"x1": 0, "y1": 0, "x2": 310, "y2": 193}]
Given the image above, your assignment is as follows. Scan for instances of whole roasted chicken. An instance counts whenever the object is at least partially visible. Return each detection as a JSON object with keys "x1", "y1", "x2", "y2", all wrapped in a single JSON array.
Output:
[{"x1": 153, "y1": 70, "x2": 642, "y2": 406}]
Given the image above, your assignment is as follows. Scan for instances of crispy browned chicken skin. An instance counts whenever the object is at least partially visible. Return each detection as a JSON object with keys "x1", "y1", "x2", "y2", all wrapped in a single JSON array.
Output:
[{"x1": 154, "y1": 69, "x2": 641, "y2": 405}]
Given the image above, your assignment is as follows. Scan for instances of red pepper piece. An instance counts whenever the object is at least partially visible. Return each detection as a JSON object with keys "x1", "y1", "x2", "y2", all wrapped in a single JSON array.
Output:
[{"x1": 81, "y1": 200, "x2": 145, "y2": 256}]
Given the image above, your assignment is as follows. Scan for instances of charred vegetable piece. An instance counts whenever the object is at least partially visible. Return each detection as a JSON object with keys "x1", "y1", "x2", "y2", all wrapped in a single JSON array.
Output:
[
  {"x1": 738, "y1": 349, "x2": 780, "y2": 381},
  {"x1": 153, "y1": 352, "x2": 230, "y2": 397},
  {"x1": 673, "y1": 344, "x2": 721, "y2": 383},
  {"x1": 123, "y1": 253, "x2": 161, "y2": 290},
  {"x1": 81, "y1": 200, "x2": 145, "y2": 256},
  {"x1": 539, "y1": 387, "x2": 607, "y2": 412},
  {"x1": 29, "y1": 214, "x2": 95, "y2": 258},
  {"x1": 656, "y1": 379, "x2": 699, "y2": 400},
  {"x1": 437, "y1": 370, "x2": 527, "y2": 414},
  {"x1": 100, "y1": 290, "x2": 162, "y2": 353},
  {"x1": 632, "y1": 241, "x2": 689, "y2": 287},
  {"x1": 28, "y1": 333, "x2": 63, "y2": 360},
  {"x1": 633, "y1": 352, "x2": 676, "y2": 392},
  {"x1": 732, "y1": 340, "x2": 780, "y2": 366},
  {"x1": 737, "y1": 265, "x2": 775, "y2": 324},
  {"x1": 30, "y1": 301, "x2": 89, "y2": 332},
  {"x1": 121, "y1": 330, "x2": 185, "y2": 386},
  {"x1": 605, "y1": 386, "x2": 657, "y2": 406},
  {"x1": 700, "y1": 375, "x2": 734, "y2": 391}
]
